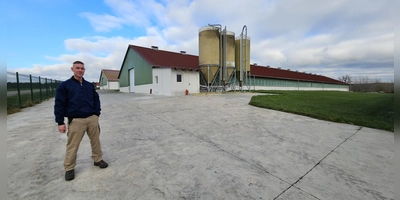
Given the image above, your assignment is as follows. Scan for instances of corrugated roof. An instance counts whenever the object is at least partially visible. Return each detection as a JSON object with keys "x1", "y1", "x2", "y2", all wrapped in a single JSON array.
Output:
[
  {"x1": 250, "y1": 65, "x2": 347, "y2": 84},
  {"x1": 129, "y1": 45, "x2": 199, "y2": 70},
  {"x1": 126, "y1": 44, "x2": 346, "y2": 85},
  {"x1": 102, "y1": 69, "x2": 120, "y2": 81}
]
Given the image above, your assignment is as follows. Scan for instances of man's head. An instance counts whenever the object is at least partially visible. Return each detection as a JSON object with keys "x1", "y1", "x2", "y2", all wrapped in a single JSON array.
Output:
[{"x1": 71, "y1": 61, "x2": 85, "y2": 80}]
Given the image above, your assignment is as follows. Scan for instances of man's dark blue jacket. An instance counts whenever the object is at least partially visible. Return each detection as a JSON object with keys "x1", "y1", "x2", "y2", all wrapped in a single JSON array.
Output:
[{"x1": 54, "y1": 76, "x2": 101, "y2": 125}]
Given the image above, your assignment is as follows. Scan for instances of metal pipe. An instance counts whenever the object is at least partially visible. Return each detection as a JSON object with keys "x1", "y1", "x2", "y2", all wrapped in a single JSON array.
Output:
[
  {"x1": 239, "y1": 34, "x2": 243, "y2": 83},
  {"x1": 208, "y1": 65, "x2": 210, "y2": 91},
  {"x1": 219, "y1": 27, "x2": 222, "y2": 85},
  {"x1": 239, "y1": 25, "x2": 247, "y2": 85},
  {"x1": 223, "y1": 27, "x2": 227, "y2": 84},
  {"x1": 242, "y1": 26, "x2": 247, "y2": 86}
]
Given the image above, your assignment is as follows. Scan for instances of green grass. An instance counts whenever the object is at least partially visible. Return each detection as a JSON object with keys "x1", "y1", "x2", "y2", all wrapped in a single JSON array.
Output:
[
  {"x1": 249, "y1": 91, "x2": 394, "y2": 132},
  {"x1": 7, "y1": 92, "x2": 53, "y2": 115}
]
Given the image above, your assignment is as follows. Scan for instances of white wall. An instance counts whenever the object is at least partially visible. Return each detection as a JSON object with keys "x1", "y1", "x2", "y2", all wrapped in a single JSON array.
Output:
[
  {"x1": 100, "y1": 81, "x2": 120, "y2": 90},
  {"x1": 133, "y1": 68, "x2": 200, "y2": 96},
  {"x1": 121, "y1": 68, "x2": 200, "y2": 96},
  {"x1": 119, "y1": 86, "x2": 130, "y2": 93},
  {"x1": 108, "y1": 81, "x2": 119, "y2": 90},
  {"x1": 170, "y1": 69, "x2": 199, "y2": 96},
  {"x1": 152, "y1": 68, "x2": 172, "y2": 95},
  {"x1": 133, "y1": 68, "x2": 171, "y2": 95},
  {"x1": 135, "y1": 84, "x2": 154, "y2": 94}
]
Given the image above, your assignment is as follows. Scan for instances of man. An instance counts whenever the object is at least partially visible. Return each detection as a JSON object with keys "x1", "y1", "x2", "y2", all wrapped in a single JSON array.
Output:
[{"x1": 54, "y1": 60, "x2": 108, "y2": 181}]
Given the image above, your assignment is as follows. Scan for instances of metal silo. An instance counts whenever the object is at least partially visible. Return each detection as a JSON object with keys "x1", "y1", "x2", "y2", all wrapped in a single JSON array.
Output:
[
  {"x1": 199, "y1": 26, "x2": 220, "y2": 85},
  {"x1": 222, "y1": 30, "x2": 235, "y2": 83},
  {"x1": 235, "y1": 26, "x2": 250, "y2": 85}
]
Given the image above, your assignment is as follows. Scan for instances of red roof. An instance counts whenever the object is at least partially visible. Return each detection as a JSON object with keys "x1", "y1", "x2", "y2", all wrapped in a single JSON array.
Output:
[
  {"x1": 127, "y1": 45, "x2": 346, "y2": 85},
  {"x1": 101, "y1": 69, "x2": 120, "y2": 81},
  {"x1": 250, "y1": 65, "x2": 346, "y2": 84},
  {"x1": 129, "y1": 45, "x2": 199, "y2": 70}
]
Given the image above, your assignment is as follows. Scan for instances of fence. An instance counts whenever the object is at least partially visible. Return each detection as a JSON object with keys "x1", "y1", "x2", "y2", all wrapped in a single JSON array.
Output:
[{"x1": 7, "y1": 71, "x2": 63, "y2": 112}]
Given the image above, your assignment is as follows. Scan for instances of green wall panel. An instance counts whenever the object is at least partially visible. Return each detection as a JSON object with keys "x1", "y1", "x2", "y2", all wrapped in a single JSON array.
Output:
[
  {"x1": 119, "y1": 49, "x2": 152, "y2": 87},
  {"x1": 100, "y1": 75, "x2": 107, "y2": 86},
  {"x1": 250, "y1": 77, "x2": 345, "y2": 89}
]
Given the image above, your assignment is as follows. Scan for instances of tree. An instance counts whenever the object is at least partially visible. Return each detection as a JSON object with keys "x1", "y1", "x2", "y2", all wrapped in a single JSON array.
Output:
[{"x1": 338, "y1": 75, "x2": 352, "y2": 84}]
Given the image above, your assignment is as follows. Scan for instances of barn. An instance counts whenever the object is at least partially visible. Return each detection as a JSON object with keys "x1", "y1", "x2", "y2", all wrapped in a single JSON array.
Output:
[
  {"x1": 118, "y1": 45, "x2": 200, "y2": 96},
  {"x1": 117, "y1": 44, "x2": 348, "y2": 96},
  {"x1": 99, "y1": 69, "x2": 120, "y2": 90},
  {"x1": 249, "y1": 65, "x2": 348, "y2": 91}
]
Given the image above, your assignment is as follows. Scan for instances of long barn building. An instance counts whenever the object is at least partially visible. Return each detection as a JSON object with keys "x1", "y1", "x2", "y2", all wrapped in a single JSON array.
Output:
[{"x1": 117, "y1": 45, "x2": 348, "y2": 96}]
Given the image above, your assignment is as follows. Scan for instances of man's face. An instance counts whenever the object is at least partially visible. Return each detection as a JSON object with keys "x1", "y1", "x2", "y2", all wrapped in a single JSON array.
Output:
[{"x1": 71, "y1": 63, "x2": 85, "y2": 78}]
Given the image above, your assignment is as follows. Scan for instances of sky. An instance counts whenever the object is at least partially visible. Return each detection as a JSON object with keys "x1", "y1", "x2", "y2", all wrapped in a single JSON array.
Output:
[{"x1": 6, "y1": 0, "x2": 394, "y2": 83}]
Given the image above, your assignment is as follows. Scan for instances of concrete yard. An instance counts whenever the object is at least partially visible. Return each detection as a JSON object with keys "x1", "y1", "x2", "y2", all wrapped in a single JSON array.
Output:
[{"x1": 7, "y1": 90, "x2": 394, "y2": 200}]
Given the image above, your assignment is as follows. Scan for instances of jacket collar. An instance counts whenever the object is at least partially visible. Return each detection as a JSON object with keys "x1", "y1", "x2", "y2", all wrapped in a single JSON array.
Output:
[{"x1": 70, "y1": 76, "x2": 85, "y2": 83}]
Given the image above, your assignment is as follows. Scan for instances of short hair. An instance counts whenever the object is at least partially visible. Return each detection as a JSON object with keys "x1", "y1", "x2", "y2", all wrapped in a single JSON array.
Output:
[{"x1": 73, "y1": 61, "x2": 84, "y2": 65}]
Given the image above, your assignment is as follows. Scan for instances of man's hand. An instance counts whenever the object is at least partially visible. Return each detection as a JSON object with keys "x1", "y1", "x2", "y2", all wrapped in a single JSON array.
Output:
[{"x1": 58, "y1": 124, "x2": 66, "y2": 133}]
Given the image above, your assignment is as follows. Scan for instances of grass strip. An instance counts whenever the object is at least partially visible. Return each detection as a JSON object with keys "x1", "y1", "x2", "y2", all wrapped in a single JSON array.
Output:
[
  {"x1": 249, "y1": 91, "x2": 394, "y2": 132},
  {"x1": 7, "y1": 92, "x2": 53, "y2": 114}
]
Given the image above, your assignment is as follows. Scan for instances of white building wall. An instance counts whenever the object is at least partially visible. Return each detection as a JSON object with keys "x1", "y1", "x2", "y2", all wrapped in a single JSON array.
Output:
[
  {"x1": 119, "y1": 86, "x2": 130, "y2": 93},
  {"x1": 108, "y1": 81, "x2": 120, "y2": 90},
  {"x1": 152, "y1": 68, "x2": 172, "y2": 96},
  {"x1": 121, "y1": 68, "x2": 200, "y2": 96},
  {"x1": 101, "y1": 81, "x2": 120, "y2": 90},
  {"x1": 134, "y1": 68, "x2": 172, "y2": 95},
  {"x1": 170, "y1": 69, "x2": 199, "y2": 96},
  {"x1": 135, "y1": 84, "x2": 153, "y2": 94}
]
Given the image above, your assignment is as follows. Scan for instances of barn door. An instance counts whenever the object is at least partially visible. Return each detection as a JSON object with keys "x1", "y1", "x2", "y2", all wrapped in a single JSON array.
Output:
[{"x1": 129, "y1": 68, "x2": 135, "y2": 92}]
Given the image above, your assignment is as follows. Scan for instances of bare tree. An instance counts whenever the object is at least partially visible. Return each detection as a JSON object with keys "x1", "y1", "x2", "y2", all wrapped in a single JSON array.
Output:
[
  {"x1": 338, "y1": 75, "x2": 352, "y2": 84},
  {"x1": 350, "y1": 76, "x2": 394, "y2": 93}
]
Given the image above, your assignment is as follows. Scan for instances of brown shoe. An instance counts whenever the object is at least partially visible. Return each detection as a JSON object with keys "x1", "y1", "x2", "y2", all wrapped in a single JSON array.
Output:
[
  {"x1": 94, "y1": 160, "x2": 108, "y2": 168},
  {"x1": 65, "y1": 169, "x2": 75, "y2": 181}
]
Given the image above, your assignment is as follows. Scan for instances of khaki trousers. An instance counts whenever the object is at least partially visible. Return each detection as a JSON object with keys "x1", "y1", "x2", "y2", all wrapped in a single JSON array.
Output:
[{"x1": 64, "y1": 115, "x2": 103, "y2": 171}]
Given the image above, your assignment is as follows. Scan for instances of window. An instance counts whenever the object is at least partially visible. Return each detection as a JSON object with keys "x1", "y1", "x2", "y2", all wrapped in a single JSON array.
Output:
[
  {"x1": 177, "y1": 74, "x2": 182, "y2": 82},
  {"x1": 155, "y1": 76, "x2": 158, "y2": 84}
]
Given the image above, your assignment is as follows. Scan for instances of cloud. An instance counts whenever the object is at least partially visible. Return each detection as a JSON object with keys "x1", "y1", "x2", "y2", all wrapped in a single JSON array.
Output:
[
  {"x1": 11, "y1": 34, "x2": 175, "y2": 82},
  {"x1": 79, "y1": 13, "x2": 124, "y2": 32},
  {"x1": 13, "y1": 0, "x2": 393, "y2": 82},
  {"x1": 12, "y1": 36, "x2": 135, "y2": 82},
  {"x1": 80, "y1": 0, "x2": 156, "y2": 32}
]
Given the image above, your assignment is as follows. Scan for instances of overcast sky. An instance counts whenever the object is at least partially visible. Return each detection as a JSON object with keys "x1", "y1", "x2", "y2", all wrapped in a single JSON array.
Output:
[{"x1": 7, "y1": 0, "x2": 393, "y2": 83}]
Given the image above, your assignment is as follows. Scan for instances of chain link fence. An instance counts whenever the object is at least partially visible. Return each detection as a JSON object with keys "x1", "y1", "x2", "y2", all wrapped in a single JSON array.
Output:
[{"x1": 7, "y1": 71, "x2": 63, "y2": 114}]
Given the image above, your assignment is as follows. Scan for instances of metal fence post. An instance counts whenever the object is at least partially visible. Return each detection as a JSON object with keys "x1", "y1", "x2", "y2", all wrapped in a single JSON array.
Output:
[
  {"x1": 53, "y1": 80, "x2": 57, "y2": 96},
  {"x1": 50, "y1": 79, "x2": 53, "y2": 97},
  {"x1": 30, "y1": 74, "x2": 34, "y2": 102},
  {"x1": 7, "y1": 71, "x2": 63, "y2": 113},
  {"x1": 39, "y1": 76, "x2": 42, "y2": 101},
  {"x1": 51, "y1": 79, "x2": 55, "y2": 97},
  {"x1": 45, "y1": 78, "x2": 48, "y2": 99},
  {"x1": 16, "y1": 72, "x2": 22, "y2": 108}
]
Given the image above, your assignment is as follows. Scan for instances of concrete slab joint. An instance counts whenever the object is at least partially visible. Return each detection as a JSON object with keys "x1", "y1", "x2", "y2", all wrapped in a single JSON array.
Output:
[{"x1": 7, "y1": 91, "x2": 394, "y2": 200}]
